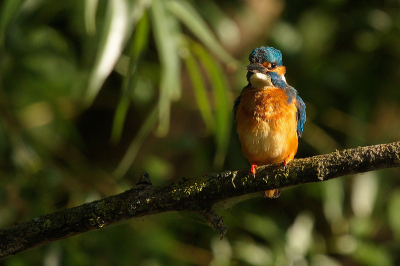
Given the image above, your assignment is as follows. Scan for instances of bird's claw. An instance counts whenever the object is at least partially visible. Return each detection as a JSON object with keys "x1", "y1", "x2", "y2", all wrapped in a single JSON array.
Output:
[{"x1": 250, "y1": 164, "x2": 257, "y2": 178}]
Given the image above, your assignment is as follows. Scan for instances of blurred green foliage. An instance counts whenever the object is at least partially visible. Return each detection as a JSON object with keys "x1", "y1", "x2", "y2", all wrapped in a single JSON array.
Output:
[{"x1": 1, "y1": 0, "x2": 400, "y2": 265}]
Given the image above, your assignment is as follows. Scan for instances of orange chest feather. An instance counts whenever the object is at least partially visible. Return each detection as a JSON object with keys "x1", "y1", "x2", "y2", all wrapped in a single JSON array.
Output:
[
  {"x1": 235, "y1": 87, "x2": 298, "y2": 164},
  {"x1": 237, "y1": 87, "x2": 296, "y2": 124}
]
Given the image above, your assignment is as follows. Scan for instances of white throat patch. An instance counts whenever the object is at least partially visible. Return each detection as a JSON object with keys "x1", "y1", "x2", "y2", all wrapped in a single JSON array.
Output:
[
  {"x1": 249, "y1": 72, "x2": 273, "y2": 88},
  {"x1": 249, "y1": 72, "x2": 287, "y2": 89}
]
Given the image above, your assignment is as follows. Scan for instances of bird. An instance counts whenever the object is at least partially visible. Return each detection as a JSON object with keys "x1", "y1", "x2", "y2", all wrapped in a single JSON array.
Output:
[{"x1": 233, "y1": 46, "x2": 306, "y2": 198}]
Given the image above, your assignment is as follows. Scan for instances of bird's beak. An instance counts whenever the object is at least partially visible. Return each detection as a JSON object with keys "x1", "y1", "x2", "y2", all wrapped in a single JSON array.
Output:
[{"x1": 246, "y1": 63, "x2": 267, "y2": 73}]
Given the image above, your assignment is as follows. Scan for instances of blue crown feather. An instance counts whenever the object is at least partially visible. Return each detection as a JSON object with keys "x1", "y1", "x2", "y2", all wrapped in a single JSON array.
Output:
[{"x1": 249, "y1": 46, "x2": 283, "y2": 66}]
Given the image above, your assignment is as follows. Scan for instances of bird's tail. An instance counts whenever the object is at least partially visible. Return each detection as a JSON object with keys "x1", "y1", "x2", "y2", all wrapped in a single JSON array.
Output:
[{"x1": 263, "y1": 189, "x2": 281, "y2": 198}]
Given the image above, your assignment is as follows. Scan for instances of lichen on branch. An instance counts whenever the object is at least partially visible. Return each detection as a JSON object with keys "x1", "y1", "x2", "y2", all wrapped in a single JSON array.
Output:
[{"x1": 1, "y1": 141, "x2": 400, "y2": 260}]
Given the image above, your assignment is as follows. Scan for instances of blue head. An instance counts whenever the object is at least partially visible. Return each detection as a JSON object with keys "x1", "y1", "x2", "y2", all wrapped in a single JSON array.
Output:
[
  {"x1": 247, "y1": 47, "x2": 286, "y2": 81},
  {"x1": 249, "y1": 46, "x2": 283, "y2": 66}
]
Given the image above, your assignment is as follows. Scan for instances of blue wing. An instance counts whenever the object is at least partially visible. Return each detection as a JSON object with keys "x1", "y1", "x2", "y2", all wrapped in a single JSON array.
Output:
[
  {"x1": 270, "y1": 72, "x2": 306, "y2": 137},
  {"x1": 295, "y1": 95, "x2": 306, "y2": 137},
  {"x1": 269, "y1": 72, "x2": 287, "y2": 88},
  {"x1": 233, "y1": 92, "x2": 242, "y2": 123}
]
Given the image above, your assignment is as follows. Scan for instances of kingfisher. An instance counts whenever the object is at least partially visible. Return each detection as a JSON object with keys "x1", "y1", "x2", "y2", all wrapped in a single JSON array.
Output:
[{"x1": 233, "y1": 46, "x2": 306, "y2": 198}]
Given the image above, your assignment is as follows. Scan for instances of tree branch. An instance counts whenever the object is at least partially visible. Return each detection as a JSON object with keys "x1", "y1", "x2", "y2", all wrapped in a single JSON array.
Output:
[{"x1": 1, "y1": 141, "x2": 400, "y2": 259}]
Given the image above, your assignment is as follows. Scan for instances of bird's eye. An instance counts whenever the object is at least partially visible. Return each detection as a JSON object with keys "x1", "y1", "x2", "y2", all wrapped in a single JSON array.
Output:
[{"x1": 269, "y1": 63, "x2": 276, "y2": 69}]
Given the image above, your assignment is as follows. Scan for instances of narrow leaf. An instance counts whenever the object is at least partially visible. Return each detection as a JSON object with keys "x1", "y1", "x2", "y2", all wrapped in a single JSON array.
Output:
[
  {"x1": 183, "y1": 49, "x2": 215, "y2": 133},
  {"x1": 191, "y1": 41, "x2": 232, "y2": 169},
  {"x1": 111, "y1": 97, "x2": 130, "y2": 143},
  {"x1": 167, "y1": 0, "x2": 237, "y2": 66},
  {"x1": 84, "y1": 0, "x2": 99, "y2": 35},
  {"x1": 150, "y1": 0, "x2": 181, "y2": 136},
  {"x1": 0, "y1": 0, "x2": 24, "y2": 48},
  {"x1": 85, "y1": 0, "x2": 129, "y2": 106},
  {"x1": 111, "y1": 12, "x2": 150, "y2": 143}
]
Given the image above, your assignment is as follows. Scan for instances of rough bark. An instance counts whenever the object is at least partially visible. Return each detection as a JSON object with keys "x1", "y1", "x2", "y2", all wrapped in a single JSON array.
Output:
[{"x1": 1, "y1": 141, "x2": 400, "y2": 260}]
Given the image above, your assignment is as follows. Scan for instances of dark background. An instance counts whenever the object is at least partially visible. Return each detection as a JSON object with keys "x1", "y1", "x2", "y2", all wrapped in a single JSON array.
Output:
[{"x1": 1, "y1": 0, "x2": 400, "y2": 265}]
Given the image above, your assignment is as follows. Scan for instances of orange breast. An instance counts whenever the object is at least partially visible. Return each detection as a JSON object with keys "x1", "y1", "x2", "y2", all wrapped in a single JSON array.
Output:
[{"x1": 236, "y1": 86, "x2": 298, "y2": 165}]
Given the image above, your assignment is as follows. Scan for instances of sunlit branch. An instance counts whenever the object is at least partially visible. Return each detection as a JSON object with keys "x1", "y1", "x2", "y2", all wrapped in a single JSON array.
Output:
[{"x1": 1, "y1": 141, "x2": 399, "y2": 260}]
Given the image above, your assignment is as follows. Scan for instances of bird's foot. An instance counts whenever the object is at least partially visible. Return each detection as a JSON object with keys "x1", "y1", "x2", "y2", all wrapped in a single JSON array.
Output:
[
  {"x1": 282, "y1": 154, "x2": 294, "y2": 170},
  {"x1": 250, "y1": 163, "x2": 257, "y2": 178},
  {"x1": 282, "y1": 160, "x2": 288, "y2": 170}
]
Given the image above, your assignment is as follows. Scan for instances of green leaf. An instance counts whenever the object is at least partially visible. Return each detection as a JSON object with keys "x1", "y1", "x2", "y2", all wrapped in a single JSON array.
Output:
[
  {"x1": 111, "y1": 12, "x2": 150, "y2": 143},
  {"x1": 129, "y1": 11, "x2": 150, "y2": 61},
  {"x1": 0, "y1": 0, "x2": 24, "y2": 49},
  {"x1": 85, "y1": 0, "x2": 130, "y2": 106},
  {"x1": 183, "y1": 49, "x2": 215, "y2": 133},
  {"x1": 84, "y1": 0, "x2": 99, "y2": 35},
  {"x1": 167, "y1": 0, "x2": 237, "y2": 66},
  {"x1": 110, "y1": 97, "x2": 130, "y2": 143},
  {"x1": 150, "y1": 0, "x2": 181, "y2": 137},
  {"x1": 191, "y1": 41, "x2": 231, "y2": 169}
]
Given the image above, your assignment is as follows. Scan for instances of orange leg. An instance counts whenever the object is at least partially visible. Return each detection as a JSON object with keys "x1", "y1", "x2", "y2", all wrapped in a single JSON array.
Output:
[
  {"x1": 283, "y1": 153, "x2": 295, "y2": 169},
  {"x1": 250, "y1": 163, "x2": 257, "y2": 177}
]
